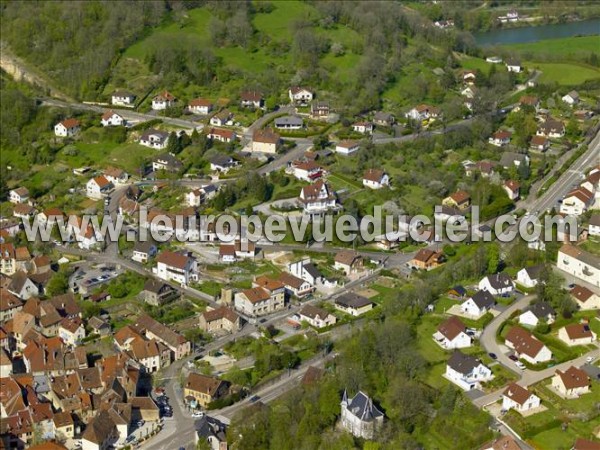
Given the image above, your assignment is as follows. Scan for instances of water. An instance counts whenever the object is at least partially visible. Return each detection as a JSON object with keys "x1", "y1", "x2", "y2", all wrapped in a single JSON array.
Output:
[{"x1": 473, "y1": 18, "x2": 600, "y2": 46}]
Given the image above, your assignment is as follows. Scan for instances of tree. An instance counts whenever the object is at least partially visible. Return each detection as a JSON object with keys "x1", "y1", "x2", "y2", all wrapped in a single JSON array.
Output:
[{"x1": 46, "y1": 268, "x2": 71, "y2": 296}]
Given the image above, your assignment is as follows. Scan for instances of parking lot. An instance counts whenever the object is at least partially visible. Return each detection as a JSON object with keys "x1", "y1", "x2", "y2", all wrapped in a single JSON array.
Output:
[{"x1": 68, "y1": 263, "x2": 123, "y2": 297}]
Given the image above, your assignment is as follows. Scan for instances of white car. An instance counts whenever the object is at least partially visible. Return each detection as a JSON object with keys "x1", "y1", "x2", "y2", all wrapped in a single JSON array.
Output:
[
  {"x1": 515, "y1": 361, "x2": 526, "y2": 370},
  {"x1": 191, "y1": 412, "x2": 205, "y2": 418},
  {"x1": 586, "y1": 356, "x2": 595, "y2": 363}
]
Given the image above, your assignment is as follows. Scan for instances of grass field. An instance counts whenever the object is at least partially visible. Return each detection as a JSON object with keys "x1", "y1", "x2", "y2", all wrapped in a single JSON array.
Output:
[
  {"x1": 526, "y1": 61, "x2": 600, "y2": 85},
  {"x1": 504, "y1": 35, "x2": 600, "y2": 58}
]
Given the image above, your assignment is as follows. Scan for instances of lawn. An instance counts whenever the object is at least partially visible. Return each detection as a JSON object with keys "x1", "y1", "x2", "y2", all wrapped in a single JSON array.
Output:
[
  {"x1": 252, "y1": 1, "x2": 318, "y2": 41},
  {"x1": 579, "y1": 238, "x2": 600, "y2": 257},
  {"x1": 526, "y1": 62, "x2": 600, "y2": 85},
  {"x1": 504, "y1": 35, "x2": 600, "y2": 58}
]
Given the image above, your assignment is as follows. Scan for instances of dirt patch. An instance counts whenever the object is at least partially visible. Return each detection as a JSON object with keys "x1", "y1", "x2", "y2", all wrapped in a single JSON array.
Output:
[
  {"x1": 376, "y1": 276, "x2": 399, "y2": 288},
  {"x1": 357, "y1": 288, "x2": 379, "y2": 298}
]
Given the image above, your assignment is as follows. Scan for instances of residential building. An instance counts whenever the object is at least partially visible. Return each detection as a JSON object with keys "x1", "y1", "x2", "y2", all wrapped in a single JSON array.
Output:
[
  {"x1": 352, "y1": 121, "x2": 374, "y2": 134},
  {"x1": 589, "y1": 214, "x2": 600, "y2": 237},
  {"x1": 54, "y1": 119, "x2": 80, "y2": 137},
  {"x1": 460, "y1": 290, "x2": 495, "y2": 317},
  {"x1": 405, "y1": 104, "x2": 440, "y2": 122},
  {"x1": 505, "y1": 59, "x2": 522, "y2": 72},
  {"x1": 234, "y1": 286, "x2": 284, "y2": 317},
  {"x1": 502, "y1": 383, "x2": 541, "y2": 413},
  {"x1": 552, "y1": 366, "x2": 591, "y2": 397},
  {"x1": 100, "y1": 110, "x2": 125, "y2": 127},
  {"x1": 560, "y1": 187, "x2": 594, "y2": 216},
  {"x1": 154, "y1": 251, "x2": 198, "y2": 286},
  {"x1": 209, "y1": 154, "x2": 238, "y2": 173},
  {"x1": 334, "y1": 251, "x2": 363, "y2": 275},
  {"x1": 570, "y1": 284, "x2": 600, "y2": 309},
  {"x1": 277, "y1": 271, "x2": 314, "y2": 298},
  {"x1": 240, "y1": 90, "x2": 263, "y2": 108},
  {"x1": 310, "y1": 101, "x2": 330, "y2": 119},
  {"x1": 288, "y1": 87, "x2": 314, "y2": 104},
  {"x1": 500, "y1": 152, "x2": 529, "y2": 169},
  {"x1": 297, "y1": 305, "x2": 336, "y2": 328},
  {"x1": 188, "y1": 98, "x2": 213, "y2": 115},
  {"x1": 274, "y1": 115, "x2": 304, "y2": 130},
  {"x1": 537, "y1": 119, "x2": 565, "y2": 138},
  {"x1": 184, "y1": 373, "x2": 230, "y2": 409},
  {"x1": 558, "y1": 323, "x2": 596, "y2": 346},
  {"x1": 504, "y1": 180, "x2": 520, "y2": 201},
  {"x1": 334, "y1": 293, "x2": 373, "y2": 316},
  {"x1": 58, "y1": 317, "x2": 85, "y2": 347},
  {"x1": 81, "y1": 410, "x2": 118, "y2": 450},
  {"x1": 562, "y1": 90, "x2": 580, "y2": 106},
  {"x1": 288, "y1": 259, "x2": 323, "y2": 286},
  {"x1": 442, "y1": 190, "x2": 471, "y2": 210},
  {"x1": 132, "y1": 240, "x2": 157, "y2": 263},
  {"x1": 151, "y1": 91, "x2": 176, "y2": 110},
  {"x1": 111, "y1": 90, "x2": 136, "y2": 106},
  {"x1": 505, "y1": 326, "x2": 552, "y2": 364},
  {"x1": 251, "y1": 128, "x2": 281, "y2": 154},
  {"x1": 104, "y1": 167, "x2": 128, "y2": 185},
  {"x1": 152, "y1": 153, "x2": 183, "y2": 173},
  {"x1": 139, "y1": 129, "x2": 170, "y2": 150},
  {"x1": 557, "y1": 245, "x2": 600, "y2": 288},
  {"x1": 362, "y1": 169, "x2": 389, "y2": 189},
  {"x1": 340, "y1": 390, "x2": 384, "y2": 439},
  {"x1": 298, "y1": 180, "x2": 338, "y2": 214},
  {"x1": 519, "y1": 302, "x2": 555, "y2": 327},
  {"x1": 433, "y1": 316, "x2": 472, "y2": 349},
  {"x1": 479, "y1": 273, "x2": 514, "y2": 295},
  {"x1": 335, "y1": 140, "x2": 360, "y2": 155},
  {"x1": 13, "y1": 203, "x2": 36, "y2": 219},
  {"x1": 288, "y1": 160, "x2": 323, "y2": 182},
  {"x1": 133, "y1": 314, "x2": 191, "y2": 360},
  {"x1": 530, "y1": 135, "x2": 550, "y2": 152},
  {"x1": 9, "y1": 187, "x2": 29, "y2": 204},
  {"x1": 445, "y1": 351, "x2": 493, "y2": 390},
  {"x1": 373, "y1": 111, "x2": 395, "y2": 127},
  {"x1": 139, "y1": 279, "x2": 178, "y2": 306},
  {"x1": 489, "y1": 130, "x2": 512, "y2": 146},
  {"x1": 8, "y1": 271, "x2": 39, "y2": 300},
  {"x1": 516, "y1": 264, "x2": 545, "y2": 288},
  {"x1": 86, "y1": 176, "x2": 114, "y2": 200},
  {"x1": 209, "y1": 110, "x2": 233, "y2": 127},
  {"x1": 517, "y1": 95, "x2": 540, "y2": 111},
  {"x1": 199, "y1": 307, "x2": 241, "y2": 334},
  {"x1": 409, "y1": 248, "x2": 444, "y2": 271},
  {"x1": 572, "y1": 439, "x2": 600, "y2": 450},
  {"x1": 206, "y1": 127, "x2": 236, "y2": 143}
]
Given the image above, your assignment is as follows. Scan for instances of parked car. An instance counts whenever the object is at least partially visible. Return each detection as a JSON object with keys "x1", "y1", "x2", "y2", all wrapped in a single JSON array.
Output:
[
  {"x1": 515, "y1": 361, "x2": 526, "y2": 370},
  {"x1": 586, "y1": 356, "x2": 595, "y2": 363},
  {"x1": 249, "y1": 395, "x2": 261, "y2": 403},
  {"x1": 488, "y1": 353, "x2": 497, "y2": 360},
  {"x1": 191, "y1": 412, "x2": 205, "y2": 418},
  {"x1": 508, "y1": 354, "x2": 519, "y2": 362}
]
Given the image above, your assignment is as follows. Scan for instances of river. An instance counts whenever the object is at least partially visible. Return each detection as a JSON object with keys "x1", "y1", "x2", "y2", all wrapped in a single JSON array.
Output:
[{"x1": 474, "y1": 18, "x2": 600, "y2": 46}]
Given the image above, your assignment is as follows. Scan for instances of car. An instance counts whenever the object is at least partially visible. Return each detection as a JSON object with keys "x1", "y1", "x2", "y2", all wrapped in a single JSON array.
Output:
[
  {"x1": 191, "y1": 412, "x2": 205, "y2": 418},
  {"x1": 586, "y1": 356, "x2": 595, "y2": 363},
  {"x1": 515, "y1": 361, "x2": 526, "y2": 370},
  {"x1": 249, "y1": 395, "x2": 261, "y2": 403},
  {"x1": 568, "y1": 283, "x2": 576, "y2": 289},
  {"x1": 508, "y1": 354, "x2": 518, "y2": 362},
  {"x1": 137, "y1": 420, "x2": 144, "y2": 426},
  {"x1": 488, "y1": 353, "x2": 497, "y2": 360}
]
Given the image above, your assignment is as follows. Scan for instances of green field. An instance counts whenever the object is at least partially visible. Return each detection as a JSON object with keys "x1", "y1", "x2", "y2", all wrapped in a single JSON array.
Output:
[
  {"x1": 504, "y1": 35, "x2": 600, "y2": 58},
  {"x1": 526, "y1": 61, "x2": 600, "y2": 85}
]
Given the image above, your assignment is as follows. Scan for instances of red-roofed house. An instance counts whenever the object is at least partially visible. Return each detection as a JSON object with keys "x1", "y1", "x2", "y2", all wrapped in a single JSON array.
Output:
[
  {"x1": 154, "y1": 251, "x2": 198, "y2": 286},
  {"x1": 86, "y1": 175, "x2": 114, "y2": 199},
  {"x1": 362, "y1": 169, "x2": 389, "y2": 189},
  {"x1": 560, "y1": 187, "x2": 594, "y2": 216},
  {"x1": 188, "y1": 98, "x2": 213, "y2": 115},
  {"x1": 101, "y1": 110, "x2": 125, "y2": 127},
  {"x1": 252, "y1": 128, "x2": 281, "y2": 154},
  {"x1": 289, "y1": 160, "x2": 323, "y2": 182},
  {"x1": 504, "y1": 180, "x2": 520, "y2": 200},
  {"x1": 54, "y1": 118, "x2": 80, "y2": 137},
  {"x1": 207, "y1": 127, "x2": 237, "y2": 143}
]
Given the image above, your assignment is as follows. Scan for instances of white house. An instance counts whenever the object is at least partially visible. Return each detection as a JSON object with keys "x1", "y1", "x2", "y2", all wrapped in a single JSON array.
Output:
[
  {"x1": 86, "y1": 175, "x2": 114, "y2": 200},
  {"x1": 152, "y1": 153, "x2": 183, "y2": 173},
  {"x1": 551, "y1": 366, "x2": 591, "y2": 397},
  {"x1": 240, "y1": 90, "x2": 264, "y2": 108},
  {"x1": 503, "y1": 180, "x2": 520, "y2": 201},
  {"x1": 334, "y1": 251, "x2": 363, "y2": 275},
  {"x1": 139, "y1": 129, "x2": 170, "y2": 150},
  {"x1": 104, "y1": 167, "x2": 128, "y2": 185},
  {"x1": 277, "y1": 272, "x2": 314, "y2": 298},
  {"x1": 288, "y1": 87, "x2": 314, "y2": 105},
  {"x1": 558, "y1": 323, "x2": 596, "y2": 346},
  {"x1": 405, "y1": 104, "x2": 440, "y2": 122},
  {"x1": 570, "y1": 284, "x2": 600, "y2": 309},
  {"x1": 9, "y1": 187, "x2": 29, "y2": 204},
  {"x1": 362, "y1": 169, "x2": 389, "y2": 189},
  {"x1": 186, "y1": 189, "x2": 203, "y2": 207},
  {"x1": 516, "y1": 264, "x2": 545, "y2": 288},
  {"x1": 537, "y1": 119, "x2": 565, "y2": 138},
  {"x1": 234, "y1": 286, "x2": 285, "y2": 317},
  {"x1": 252, "y1": 129, "x2": 281, "y2": 154},
  {"x1": 505, "y1": 60, "x2": 522, "y2": 72},
  {"x1": 54, "y1": 118, "x2": 81, "y2": 137},
  {"x1": 132, "y1": 240, "x2": 157, "y2": 263},
  {"x1": 519, "y1": 302, "x2": 555, "y2": 327},
  {"x1": 488, "y1": 130, "x2": 512, "y2": 147},
  {"x1": 562, "y1": 90, "x2": 580, "y2": 106},
  {"x1": 530, "y1": 135, "x2": 550, "y2": 152},
  {"x1": 111, "y1": 90, "x2": 135, "y2": 106},
  {"x1": 153, "y1": 250, "x2": 198, "y2": 286},
  {"x1": 460, "y1": 290, "x2": 495, "y2": 318},
  {"x1": 479, "y1": 273, "x2": 514, "y2": 296},
  {"x1": 58, "y1": 317, "x2": 85, "y2": 347},
  {"x1": 445, "y1": 351, "x2": 493, "y2": 391},
  {"x1": 101, "y1": 110, "x2": 125, "y2": 127},
  {"x1": 152, "y1": 91, "x2": 176, "y2": 110},
  {"x1": 334, "y1": 293, "x2": 373, "y2": 316},
  {"x1": 352, "y1": 122, "x2": 374, "y2": 134},
  {"x1": 188, "y1": 98, "x2": 213, "y2": 115},
  {"x1": 274, "y1": 116, "x2": 303, "y2": 130},
  {"x1": 298, "y1": 180, "x2": 338, "y2": 215},
  {"x1": 209, "y1": 154, "x2": 238, "y2": 173},
  {"x1": 433, "y1": 316, "x2": 472, "y2": 349},
  {"x1": 557, "y1": 245, "x2": 600, "y2": 288},
  {"x1": 207, "y1": 127, "x2": 236, "y2": 143},
  {"x1": 340, "y1": 391, "x2": 384, "y2": 440},
  {"x1": 505, "y1": 326, "x2": 552, "y2": 364},
  {"x1": 560, "y1": 187, "x2": 594, "y2": 216},
  {"x1": 502, "y1": 383, "x2": 541, "y2": 413},
  {"x1": 209, "y1": 110, "x2": 233, "y2": 127},
  {"x1": 335, "y1": 140, "x2": 360, "y2": 155},
  {"x1": 297, "y1": 305, "x2": 336, "y2": 329},
  {"x1": 289, "y1": 160, "x2": 323, "y2": 182},
  {"x1": 288, "y1": 259, "x2": 323, "y2": 286}
]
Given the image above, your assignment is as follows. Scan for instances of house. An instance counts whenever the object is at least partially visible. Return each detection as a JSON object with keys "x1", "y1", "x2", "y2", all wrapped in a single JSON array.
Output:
[
  {"x1": 277, "y1": 272, "x2": 314, "y2": 298},
  {"x1": 139, "y1": 129, "x2": 170, "y2": 150},
  {"x1": 289, "y1": 87, "x2": 314, "y2": 104},
  {"x1": 552, "y1": 366, "x2": 591, "y2": 397},
  {"x1": 505, "y1": 326, "x2": 552, "y2": 364},
  {"x1": 504, "y1": 180, "x2": 521, "y2": 200},
  {"x1": 433, "y1": 316, "x2": 472, "y2": 349},
  {"x1": 9, "y1": 187, "x2": 29, "y2": 204},
  {"x1": 134, "y1": 313, "x2": 191, "y2": 360},
  {"x1": 111, "y1": 90, "x2": 136, "y2": 106},
  {"x1": 335, "y1": 140, "x2": 360, "y2": 155},
  {"x1": 81, "y1": 410, "x2": 118, "y2": 450},
  {"x1": 8, "y1": 271, "x2": 39, "y2": 300},
  {"x1": 240, "y1": 90, "x2": 263, "y2": 108},
  {"x1": 54, "y1": 118, "x2": 80, "y2": 137},
  {"x1": 340, "y1": 390, "x2": 384, "y2": 439},
  {"x1": 86, "y1": 176, "x2": 114, "y2": 200},
  {"x1": 557, "y1": 245, "x2": 600, "y2": 288},
  {"x1": 434, "y1": 19, "x2": 454, "y2": 28},
  {"x1": 100, "y1": 110, "x2": 125, "y2": 127},
  {"x1": 234, "y1": 286, "x2": 284, "y2": 317},
  {"x1": 209, "y1": 110, "x2": 233, "y2": 127},
  {"x1": 362, "y1": 169, "x2": 389, "y2": 189},
  {"x1": 489, "y1": 130, "x2": 512, "y2": 146},
  {"x1": 462, "y1": 70, "x2": 477, "y2": 84},
  {"x1": 154, "y1": 251, "x2": 198, "y2": 285},
  {"x1": 209, "y1": 154, "x2": 238, "y2": 173},
  {"x1": 461, "y1": 85, "x2": 478, "y2": 99},
  {"x1": 252, "y1": 128, "x2": 281, "y2": 154},
  {"x1": 140, "y1": 279, "x2": 178, "y2": 306},
  {"x1": 442, "y1": 191, "x2": 471, "y2": 210},
  {"x1": 448, "y1": 285, "x2": 467, "y2": 298},
  {"x1": 502, "y1": 383, "x2": 541, "y2": 413},
  {"x1": 188, "y1": 98, "x2": 213, "y2": 115},
  {"x1": 297, "y1": 305, "x2": 336, "y2": 328},
  {"x1": 104, "y1": 167, "x2": 128, "y2": 185},
  {"x1": 274, "y1": 116, "x2": 303, "y2": 130},
  {"x1": 485, "y1": 56, "x2": 503, "y2": 64},
  {"x1": 289, "y1": 160, "x2": 323, "y2": 182},
  {"x1": 299, "y1": 180, "x2": 338, "y2": 214},
  {"x1": 409, "y1": 248, "x2": 444, "y2": 271},
  {"x1": 516, "y1": 264, "x2": 545, "y2": 288},
  {"x1": 132, "y1": 240, "x2": 157, "y2": 263},
  {"x1": 207, "y1": 127, "x2": 236, "y2": 143},
  {"x1": 537, "y1": 119, "x2": 565, "y2": 138},
  {"x1": 445, "y1": 351, "x2": 493, "y2": 390},
  {"x1": 334, "y1": 293, "x2": 373, "y2": 316},
  {"x1": 405, "y1": 104, "x2": 440, "y2": 122},
  {"x1": 581, "y1": 168, "x2": 600, "y2": 197},
  {"x1": 589, "y1": 214, "x2": 600, "y2": 237},
  {"x1": 184, "y1": 373, "x2": 230, "y2": 409},
  {"x1": 88, "y1": 316, "x2": 111, "y2": 336},
  {"x1": 13, "y1": 203, "x2": 36, "y2": 220},
  {"x1": 560, "y1": 187, "x2": 594, "y2": 216},
  {"x1": 434, "y1": 205, "x2": 465, "y2": 223},
  {"x1": 572, "y1": 439, "x2": 600, "y2": 450},
  {"x1": 519, "y1": 302, "x2": 556, "y2": 327},
  {"x1": 505, "y1": 59, "x2": 522, "y2": 72},
  {"x1": 151, "y1": 91, "x2": 176, "y2": 110},
  {"x1": 562, "y1": 90, "x2": 580, "y2": 106},
  {"x1": 334, "y1": 251, "x2": 363, "y2": 275},
  {"x1": 310, "y1": 101, "x2": 330, "y2": 119},
  {"x1": 152, "y1": 153, "x2": 183, "y2": 173},
  {"x1": 58, "y1": 317, "x2": 85, "y2": 346},
  {"x1": 530, "y1": 135, "x2": 550, "y2": 152},
  {"x1": 289, "y1": 259, "x2": 323, "y2": 286},
  {"x1": 53, "y1": 412, "x2": 75, "y2": 440},
  {"x1": 199, "y1": 306, "x2": 241, "y2": 334},
  {"x1": 558, "y1": 323, "x2": 596, "y2": 346},
  {"x1": 517, "y1": 95, "x2": 540, "y2": 111},
  {"x1": 373, "y1": 112, "x2": 395, "y2": 127},
  {"x1": 186, "y1": 189, "x2": 203, "y2": 207},
  {"x1": 479, "y1": 436, "x2": 522, "y2": 450},
  {"x1": 218, "y1": 244, "x2": 236, "y2": 263},
  {"x1": 461, "y1": 290, "x2": 495, "y2": 317},
  {"x1": 352, "y1": 121, "x2": 374, "y2": 134},
  {"x1": 570, "y1": 284, "x2": 600, "y2": 309},
  {"x1": 195, "y1": 415, "x2": 229, "y2": 450},
  {"x1": 479, "y1": 273, "x2": 514, "y2": 295}
]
